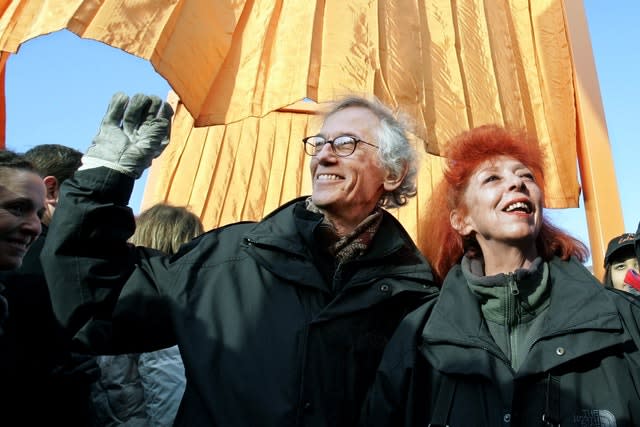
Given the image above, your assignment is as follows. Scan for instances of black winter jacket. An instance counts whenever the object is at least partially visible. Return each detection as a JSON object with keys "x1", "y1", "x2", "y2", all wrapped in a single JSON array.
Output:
[
  {"x1": 42, "y1": 168, "x2": 438, "y2": 427},
  {"x1": 0, "y1": 225, "x2": 99, "y2": 426},
  {"x1": 361, "y1": 257, "x2": 640, "y2": 427}
]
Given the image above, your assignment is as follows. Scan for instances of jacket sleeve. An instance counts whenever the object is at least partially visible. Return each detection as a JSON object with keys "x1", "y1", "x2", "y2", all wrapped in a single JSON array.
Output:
[
  {"x1": 41, "y1": 167, "x2": 177, "y2": 354},
  {"x1": 359, "y1": 304, "x2": 433, "y2": 427}
]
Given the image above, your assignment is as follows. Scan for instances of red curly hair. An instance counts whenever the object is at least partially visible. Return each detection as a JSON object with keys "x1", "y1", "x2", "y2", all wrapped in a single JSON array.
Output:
[{"x1": 420, "y1": 125, "x2": 589, "y2": 283}]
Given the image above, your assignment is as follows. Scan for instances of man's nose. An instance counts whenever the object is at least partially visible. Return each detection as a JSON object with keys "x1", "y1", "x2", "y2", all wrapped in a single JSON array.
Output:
[{"x1": 315, "y1": 141, "x2": 337, "y2": 160}]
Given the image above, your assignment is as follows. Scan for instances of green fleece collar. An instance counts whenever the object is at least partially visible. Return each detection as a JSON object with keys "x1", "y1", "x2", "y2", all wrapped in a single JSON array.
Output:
[{"x1": 462, "y1": 256, "x2": 550, "y2": 324}]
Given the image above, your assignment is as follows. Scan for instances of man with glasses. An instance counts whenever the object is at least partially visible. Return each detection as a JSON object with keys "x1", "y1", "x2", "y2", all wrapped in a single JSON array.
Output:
[{"x1": 42, "y1": 93, "x2": 437, "y2": 427}]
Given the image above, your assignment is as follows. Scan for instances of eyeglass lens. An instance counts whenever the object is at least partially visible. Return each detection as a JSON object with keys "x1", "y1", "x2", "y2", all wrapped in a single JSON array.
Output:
[{"x1": 305, "y1": 136, "x2": 356, "y2": 156}]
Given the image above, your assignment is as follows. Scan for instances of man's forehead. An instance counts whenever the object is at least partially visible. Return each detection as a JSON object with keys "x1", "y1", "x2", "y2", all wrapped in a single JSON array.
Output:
[{"x1": 320, "y1": 107, "x2": 379, "y2": 133}]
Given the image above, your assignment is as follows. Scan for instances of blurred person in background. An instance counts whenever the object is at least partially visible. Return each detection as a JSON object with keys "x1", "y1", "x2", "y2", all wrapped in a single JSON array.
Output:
[
  {"x1": 0, "y1": 150, "x2": 43, "y2": 271},
  {"x1": 602, "y1": 232, "x2": 640, "y2": 295},
  {"x1": 24, "y1": 144, "x2": 83, "y2": 226},
  {"x1": 0, "y1": 144, "x2": 98, "y2": 426}
]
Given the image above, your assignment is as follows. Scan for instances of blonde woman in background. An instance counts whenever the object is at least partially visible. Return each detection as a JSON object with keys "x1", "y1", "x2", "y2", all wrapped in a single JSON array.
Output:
[
  {"x1": 130, "y1": 203, "x2": 205, "y2": 255},
  {"x1": 92, "y1": 203, "x2": 204, "y2": 427}
]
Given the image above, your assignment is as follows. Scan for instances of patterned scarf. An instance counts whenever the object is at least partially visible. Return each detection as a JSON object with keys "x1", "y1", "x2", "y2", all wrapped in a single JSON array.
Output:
[{"x1": 305, "y1": 197, "x2": 383, "y2": 264}]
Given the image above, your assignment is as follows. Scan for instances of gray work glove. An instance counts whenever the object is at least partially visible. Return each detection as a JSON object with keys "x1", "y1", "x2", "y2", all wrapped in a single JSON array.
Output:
[{"x1": 79, "y1": 92, "x2": 174, "y2": 178}]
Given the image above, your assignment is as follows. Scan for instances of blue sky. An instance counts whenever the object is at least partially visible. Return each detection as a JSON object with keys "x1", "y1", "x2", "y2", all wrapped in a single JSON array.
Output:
[{"x1": 3, "y1": 1, "x2": 637, "y2": 265}]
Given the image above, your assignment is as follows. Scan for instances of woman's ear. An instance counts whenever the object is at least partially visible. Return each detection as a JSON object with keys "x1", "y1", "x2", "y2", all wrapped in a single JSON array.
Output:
[{"x1": 450, "y1": 208, "x2": 473, "y2": 236}]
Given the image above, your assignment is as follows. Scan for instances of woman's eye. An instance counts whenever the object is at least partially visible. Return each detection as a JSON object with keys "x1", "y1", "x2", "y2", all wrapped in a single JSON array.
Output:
[
  {"x1": 5, "y1": 204, "x2": 25, "y2": 216},
  {"x1": 2, "y1": 201, "x2": 31, "y2": 217},
  {"x1": 483, "y1": 175, "x2": 499, "y2": 183},
  {"x1": 520, "y1": 173, "x2": 535, "y2": 181},
  {"x1": 613, "y1": 264, "x2": 627, "y2": 271}
]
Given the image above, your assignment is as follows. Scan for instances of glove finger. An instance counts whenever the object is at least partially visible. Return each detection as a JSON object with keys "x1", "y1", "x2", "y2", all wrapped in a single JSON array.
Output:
[
  {"x1": 101, "y1": 92, "x2": 129, "y2": 127},
  {"x1": 122, "y1": 93, "x2": 152, "y2": 137},
  {"x1": 157, "y1": 101, "x2": 174, "y2": 139},
  {"x1": 145, "y1": 96, "x2": 163, "y2": 122},
  {"x1": 157, "y1": 101, "x2": 174, "y2": 121}
]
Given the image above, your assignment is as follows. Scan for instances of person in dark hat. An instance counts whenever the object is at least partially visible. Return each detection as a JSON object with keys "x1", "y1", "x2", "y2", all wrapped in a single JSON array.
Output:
[{"x1": 602, "y1": 232, "x2": 639, "y2": 294}]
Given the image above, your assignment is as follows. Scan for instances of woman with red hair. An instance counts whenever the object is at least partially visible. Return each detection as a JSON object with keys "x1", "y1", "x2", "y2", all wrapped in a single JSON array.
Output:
[{"x1": 360, "y1": 125, "x2": 640, "y2": 426}]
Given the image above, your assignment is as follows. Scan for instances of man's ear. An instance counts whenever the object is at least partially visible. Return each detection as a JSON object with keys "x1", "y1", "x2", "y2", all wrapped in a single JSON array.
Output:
[
  {"x1": 42, "y1": 176, "x2": 60, "y2": 204},
  {"x1": 450, "y1": 208, "x2": 474, "y2": 236},
  {"x1": 383, "y1": 162, "x2": 409, "y2": 192}
]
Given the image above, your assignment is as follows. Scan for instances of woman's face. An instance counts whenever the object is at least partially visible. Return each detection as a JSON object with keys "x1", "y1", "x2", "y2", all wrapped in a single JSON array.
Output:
[
  {"x1": 452, "y1": 155, "x2": 543, "y2": 255},
  {"x1": 610, "y1": 255, "x2": 639, "y2": 291},
  {"x1": 0, "y1": 169, "x2": 45, "y2": 270}
]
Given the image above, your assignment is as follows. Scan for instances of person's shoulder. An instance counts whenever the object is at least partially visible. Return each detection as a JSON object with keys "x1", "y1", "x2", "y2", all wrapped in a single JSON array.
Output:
[
  {"x1": 601, "y1": 287, "x2": 640, "y2": 348},
  {"x1": 171, "y1": 220, "x2": 258, "y2": 259},
  {"x1": 549, "y1": 255, "x2": 591, "y2": 271},
  {"x1": 169, "y1": 200, "x2": 306, "y2": 263},
  {"x1": 604, "y1": 287, "x2": 640, "y2": 309},
  {"x1": 548, "y1": 256, "x2": 601, "y2": 285},
  {"x1": 379, "y1": 208, "x2": 412, "y2": 233}
]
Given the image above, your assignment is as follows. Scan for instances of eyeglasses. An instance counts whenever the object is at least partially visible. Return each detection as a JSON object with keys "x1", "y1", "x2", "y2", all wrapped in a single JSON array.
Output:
[{"x1": 302, "y1": 135, "x2": 378, "y2": 157}]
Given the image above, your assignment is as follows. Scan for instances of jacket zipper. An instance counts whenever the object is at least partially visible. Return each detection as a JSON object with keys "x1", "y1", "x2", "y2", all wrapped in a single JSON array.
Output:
[{"x1": 506, "y1": 272, "x2": 520, "y2": 367}]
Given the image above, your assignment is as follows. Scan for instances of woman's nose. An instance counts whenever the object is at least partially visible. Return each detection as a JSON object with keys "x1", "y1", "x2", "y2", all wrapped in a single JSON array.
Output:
[
  {"x1": 21, "y1": 213, "x2": 42, "y2": 238},
  {"x1": 507, "y1": 174, "x2": 525, "y2": 190}
]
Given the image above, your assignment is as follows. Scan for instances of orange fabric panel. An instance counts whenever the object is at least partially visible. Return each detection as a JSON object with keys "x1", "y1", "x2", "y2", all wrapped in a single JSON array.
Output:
[
  {"x1": 0, "y1": 0, "x2": 585, "y2": 208},
  {"x1": 0, "y1": 0, "x2": 236, "y2": 124},
  {"x1": 526, "y1": 0, "x2": 580, "y2": 207},
  {"x1": 563, "y1": 1, "x2": 623, "y2": 278},
  {"x1": 143, "y1": 97, "x2": 317, "y2": 231}
]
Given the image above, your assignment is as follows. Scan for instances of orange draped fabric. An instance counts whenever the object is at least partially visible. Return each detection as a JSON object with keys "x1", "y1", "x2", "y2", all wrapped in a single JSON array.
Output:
[{"x1": 0, "y1": 0, "x2": 582, "y2": 208}]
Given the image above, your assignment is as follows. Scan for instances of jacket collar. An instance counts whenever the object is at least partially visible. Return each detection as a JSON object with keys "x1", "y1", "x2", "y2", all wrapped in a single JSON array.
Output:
[
  {"x1": 243, "y1": 197, "x2": 433, "y2": 292},
  {"x1": 463, "y1": 256, "x2": 550, "y2": 324},
  {"x1": 245, "y1": 197, "x2": 423, "y2": 260}
]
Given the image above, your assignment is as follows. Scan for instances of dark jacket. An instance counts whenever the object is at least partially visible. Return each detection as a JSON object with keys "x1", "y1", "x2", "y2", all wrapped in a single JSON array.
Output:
[
  {"x1": 361, "y1": 257, "x2": 640, "y2": 427},
  {"x1": 42, "y1": 168, "x2": 438, "y2": 427},
  {"x1": 0, "y1": 225, "x2": 99, "y2": 426}
]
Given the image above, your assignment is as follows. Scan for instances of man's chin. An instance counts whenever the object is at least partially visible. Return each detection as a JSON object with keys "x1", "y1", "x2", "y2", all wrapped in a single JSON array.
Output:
[{"x1": 310, "y1": 195, "x2": 332, "y2": 208}]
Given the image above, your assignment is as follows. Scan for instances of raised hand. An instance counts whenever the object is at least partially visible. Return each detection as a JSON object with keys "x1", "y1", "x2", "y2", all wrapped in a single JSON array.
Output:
[{"x1": 80, "y1": 92, "x2": 174, "y2": 178}]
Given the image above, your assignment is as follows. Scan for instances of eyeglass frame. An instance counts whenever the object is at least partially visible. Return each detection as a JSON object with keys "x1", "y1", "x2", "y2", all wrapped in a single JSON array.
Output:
[{"x1": 301, "y1": 135, "x2": 379, "y2": 157}]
